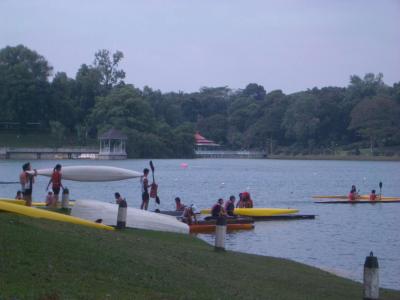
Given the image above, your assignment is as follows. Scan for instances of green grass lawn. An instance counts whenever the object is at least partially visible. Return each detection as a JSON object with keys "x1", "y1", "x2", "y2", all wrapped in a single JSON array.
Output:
[{"x1": 1, "y1": 213, "x2": 399, "y2": 300}]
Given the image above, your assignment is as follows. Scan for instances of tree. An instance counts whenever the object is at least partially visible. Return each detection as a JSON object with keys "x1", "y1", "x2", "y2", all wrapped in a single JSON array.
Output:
[
  {"x1": 349, "y1": 96, "x2": 400, "y2": 152},
  {"x1": 93, "y1": 49, "x2": 125, "y2": 92},
  {"x1": 0, "y1": 45, "x2": 52, "y2": 126}
]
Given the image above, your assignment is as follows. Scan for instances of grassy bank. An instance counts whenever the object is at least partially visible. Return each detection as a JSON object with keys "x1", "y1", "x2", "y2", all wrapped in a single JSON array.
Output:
[{"x1": 1, "y1": 213, "x2": 399, "y2": 299}]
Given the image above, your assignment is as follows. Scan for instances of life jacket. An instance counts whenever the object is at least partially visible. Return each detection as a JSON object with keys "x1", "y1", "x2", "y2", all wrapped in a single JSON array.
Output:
[
  {"x1": 244, "y1": 198, "x2": 253, "y2": 208},
  {"x1": 348, "y1": 192, "x2": 356, "y2": 201},
  {"x1": 369, "y1": 194, "x2": 377, "y2": 201},
  {"x1": 51, "y1": 171, "x2": 62, "y2": 188},
  {"x1": 225, "y1": 201, "x2": 235, "y2": 216},
  {"x1": 211, "y1": 204, "x2": 222, "y2": 217}
]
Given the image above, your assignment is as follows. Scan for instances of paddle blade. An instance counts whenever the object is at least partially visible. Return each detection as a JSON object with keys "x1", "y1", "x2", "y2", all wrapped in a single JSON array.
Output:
[
  {"x1": 150, "y1": 160, "x2": 154, "y2": 172},
  {"x1": 156, "y1": 196, "x2": 160, "y2": 205}
]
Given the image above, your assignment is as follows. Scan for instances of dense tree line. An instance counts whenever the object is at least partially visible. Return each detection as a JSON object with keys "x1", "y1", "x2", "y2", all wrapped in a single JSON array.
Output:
[{"x1": 1, "y1": 45, "x2": 400, "y2": 157}]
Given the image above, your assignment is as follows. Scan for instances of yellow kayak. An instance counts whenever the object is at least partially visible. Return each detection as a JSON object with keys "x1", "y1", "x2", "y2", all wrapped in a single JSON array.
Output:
[
  {"x1": 200, "y1": 208, "x2": 299, "y2": 217},
  {"x1": 0, "y1": 198, "x2": 74, "y2": 207},
  {"x1": 0, "y1": 200, "x2": 114, "y2": 231},
  {"x1": 312, "y1": 195, "x2": 399, "y2": 200}
]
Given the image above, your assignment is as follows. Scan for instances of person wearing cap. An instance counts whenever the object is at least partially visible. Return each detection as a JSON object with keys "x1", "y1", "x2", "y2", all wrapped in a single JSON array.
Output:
[
  {"x1": 181, "y1": 204, "x2": 197, "y2": 225},
  {"x1": 211, "y1": 198, "x2": 226, "y2": 218}
]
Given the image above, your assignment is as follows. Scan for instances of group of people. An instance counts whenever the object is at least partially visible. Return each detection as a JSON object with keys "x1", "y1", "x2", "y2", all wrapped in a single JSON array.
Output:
[
  {"x1": 175, "y1": 192, "x2": 255, "y2": 225},
  {"x1": 348, "y1": 185, "x2": 380, "y2": 201},
  {"x1": 17, "y1": 162, "x2": 64, "y2": 207}
]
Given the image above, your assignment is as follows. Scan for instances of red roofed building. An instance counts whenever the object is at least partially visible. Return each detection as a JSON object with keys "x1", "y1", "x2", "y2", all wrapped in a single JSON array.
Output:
[{"x1": 194, "y1": 132, "x2": 221, "y2": 151}]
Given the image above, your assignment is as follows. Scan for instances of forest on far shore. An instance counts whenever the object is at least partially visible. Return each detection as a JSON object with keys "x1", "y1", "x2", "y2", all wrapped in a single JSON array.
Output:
[{"x1": 1, "y1": 45, "x2": 400, "y2": 158}]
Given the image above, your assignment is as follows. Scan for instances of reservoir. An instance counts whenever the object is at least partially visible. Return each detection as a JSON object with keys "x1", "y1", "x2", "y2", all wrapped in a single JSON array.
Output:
[{"x1": 1, "y1": 158, "x2": 399, "y2": 289}]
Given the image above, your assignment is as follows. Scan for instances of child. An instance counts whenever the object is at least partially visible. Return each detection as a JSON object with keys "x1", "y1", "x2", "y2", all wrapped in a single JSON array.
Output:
[
  {"x1": 45, "y1": 191, "x2": 56, "y2": 207},
  {"x1": 15, "y1": 190, "x2": 23, "y2": 200}
]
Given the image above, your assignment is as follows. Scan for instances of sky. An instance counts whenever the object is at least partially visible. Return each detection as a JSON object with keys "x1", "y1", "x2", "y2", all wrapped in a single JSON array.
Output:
[{"x1": 1, "y1": 0, "x2": 399, "y2": 94}]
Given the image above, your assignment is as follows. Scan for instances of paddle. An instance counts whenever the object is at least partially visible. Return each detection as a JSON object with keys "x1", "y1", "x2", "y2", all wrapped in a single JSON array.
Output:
[
  {"x1": 379, "y1": 181, "x2": 383, "y2": 200},
  {"x1": 149, "y1": 161, "x2": 159, "y2": 204}
]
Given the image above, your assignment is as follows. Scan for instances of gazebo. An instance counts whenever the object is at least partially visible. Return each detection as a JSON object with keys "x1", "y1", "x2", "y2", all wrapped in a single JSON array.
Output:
[
  {"x1": 98, "y1": 128, "x2": 127, "y2": 160},
  {"x1": 194, "y1": 132, "x2": 220, "y2": 151}
]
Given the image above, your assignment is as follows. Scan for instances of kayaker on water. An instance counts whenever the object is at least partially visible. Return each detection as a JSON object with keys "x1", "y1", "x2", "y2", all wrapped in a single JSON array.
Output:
[
  {"x1": 181, "y1": 204, "x2": 197, "y2": 225},
  {"x1": 236, "y1": 193, "x2": 245, "y2": 208},
  {"x1": 369, "y1": 190, "x2": 377, "y2": 201},
  {"x1": 242, "y1": 192, "x2": 254, "y2": 208},
  {"x1": 175, "y1": 197, "x2": 186, "y2": 211},
  {"x1": 225, "y1": 195, "x2": 236, "y2": 216},
  {"x1": 348, "y1": 185, "x2": 358, "y2": 201},
  {"x1": 211, "y1": 198, "x2": 226, "y2": 218}
]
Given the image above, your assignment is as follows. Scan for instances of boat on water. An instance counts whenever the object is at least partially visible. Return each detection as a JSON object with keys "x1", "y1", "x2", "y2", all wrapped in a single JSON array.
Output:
[
  {"x1": 312, "y1": 195, "x2": 400, "y2": 200},
  {"x1": 315, "y1": 199, "x2": 400, "y2": 204},
  {"x1": 189, "y1": 222, "x2": 254, "y2": 233},
  {"x1": 200, "y1": 207, "x2": 299, "y2": 217}
]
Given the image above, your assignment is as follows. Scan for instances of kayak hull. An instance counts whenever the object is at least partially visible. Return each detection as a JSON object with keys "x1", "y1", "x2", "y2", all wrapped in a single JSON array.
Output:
[
  {"x1": 33, "y1": 165, "x2": 142, "y2": 182},
  {"x1": 189, "y1": 223, "x2": 254, "y2": 233},
  {"x1": 0, "y1": 200, "x2": 113, "y2": 230},
  {"x1": 313, "y1": 195, "x2": 399, "y2": 200},
  {"x1": 200, "y1": 207, "x2": 299, "y2": 217},
  {"x1": 315, "y1": 199, "x2": 400, "y2": 204}
]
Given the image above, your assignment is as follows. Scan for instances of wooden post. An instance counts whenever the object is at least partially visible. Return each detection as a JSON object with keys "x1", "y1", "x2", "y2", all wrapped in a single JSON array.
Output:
[
  {"x1": 363, "y1": 251, "x2": 379, "y2": 300},
  {"x1": 214, "y1": 216, "x2": 226, "y2": 251},
  {"x1": 116, "y1": 199, "x2": 127, "y2": 229},
  {"x1": 61, "y1": 188, "x2": 69, "y2": 209}
]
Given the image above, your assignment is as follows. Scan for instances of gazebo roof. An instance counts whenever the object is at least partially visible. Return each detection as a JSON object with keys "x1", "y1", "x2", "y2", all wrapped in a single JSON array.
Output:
[
  {"x1": 99, "y1": 128, "x2": 127, "y2": 140},
  {"x1": 195, "y1": 132, "x2": 220, "y2": 146}
]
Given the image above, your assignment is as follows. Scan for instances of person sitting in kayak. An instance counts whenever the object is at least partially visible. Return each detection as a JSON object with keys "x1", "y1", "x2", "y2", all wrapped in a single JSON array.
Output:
[
  {"x1": 211, "y1": 198, "x2": 226, "y2": 218},
  {"x1": 225, "y1": 195, "x2": 236, "y2": 216},
  {"x1": 182, "y1": 204, "x2": 197, "y2": 225},
  {"x1": 236, "y1": 193, "x2": 245, "y2": 208},
  {"x1": 175, "y1": 197, "x2": 186, "y2": 211},
  {"x1": 242, "y1": 192, "x2": 254, "y2": 208},
  {"x1": 369, "y1": 190, "x2": 377, "y2": 201},
  {"x1": 348, "y1": 185, "x2": 358, "y2": 201}
]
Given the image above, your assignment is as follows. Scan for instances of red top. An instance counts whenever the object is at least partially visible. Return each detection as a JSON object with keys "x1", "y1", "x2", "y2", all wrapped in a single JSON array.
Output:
[
  {"x1": 348, "y1": 192, "x2": 356, "y2": 201},
  {"x1": 51, "y1": 171, "x2": 62, "y2": 188},
  {"x1": 369, "y1": 194, "x2": 377, "y2": 201}
]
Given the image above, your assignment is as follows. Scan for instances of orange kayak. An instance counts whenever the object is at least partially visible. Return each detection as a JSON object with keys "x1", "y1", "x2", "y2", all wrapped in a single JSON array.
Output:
[{"x1": 189, "y1": 223, "x2": 254, "y2": 233}]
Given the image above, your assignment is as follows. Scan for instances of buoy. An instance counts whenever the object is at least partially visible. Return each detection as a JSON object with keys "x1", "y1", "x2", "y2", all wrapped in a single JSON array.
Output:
[{"x1": 180, "y1": 163, "x2": 188, "y2": 169}]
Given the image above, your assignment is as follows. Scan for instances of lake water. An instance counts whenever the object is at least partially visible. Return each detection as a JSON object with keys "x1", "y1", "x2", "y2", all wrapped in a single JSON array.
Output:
[{"x1": 1, "y1": 159, "x2": 399, "y2": 289}]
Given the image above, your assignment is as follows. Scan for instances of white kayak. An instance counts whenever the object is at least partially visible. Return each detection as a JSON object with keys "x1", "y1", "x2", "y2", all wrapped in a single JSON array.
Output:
[
  {"x1": 71, "y1": 199, "x2": 189, "y2": 234},
  {"x1": 32, "y1": 165, "x2": 142, "y2": 182}
]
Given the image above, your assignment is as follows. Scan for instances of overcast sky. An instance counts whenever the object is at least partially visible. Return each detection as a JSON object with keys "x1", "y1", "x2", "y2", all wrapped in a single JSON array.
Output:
[{"x1": 1, "y1": 0, "x2": 399, "y2": 93}]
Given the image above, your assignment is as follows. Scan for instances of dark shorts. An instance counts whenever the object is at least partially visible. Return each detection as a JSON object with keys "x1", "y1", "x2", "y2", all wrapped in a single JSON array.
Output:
[
  {"x1": 52, "y1": 187, "x2": 61, "y2": 195},
  {"x1": 24, "y1": 189, "x2": 32, "y2": 196},
  {"x1": 142, "y1": 192, "x2": 149, "y2": 202}
]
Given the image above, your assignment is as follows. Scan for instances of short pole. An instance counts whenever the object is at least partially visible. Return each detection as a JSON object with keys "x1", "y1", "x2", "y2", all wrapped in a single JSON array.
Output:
[
  {"x1": 116, "y1": 199, "x2": 127, "y2": 229},
  {"x1": 214, "y1": 216, "x2": 226, "y2": 251},
  {"x1": 363, "y1": 251, "x2": 379, "y2": 300},
  {"x1": 61, "y1": 188, "x2": 69, "y2": 209}
]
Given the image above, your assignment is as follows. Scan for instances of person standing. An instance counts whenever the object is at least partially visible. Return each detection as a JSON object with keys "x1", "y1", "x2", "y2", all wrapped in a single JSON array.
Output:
[
  {"x1": 140, "y1": 168, "x2": 150, "y2": 210},
  {"x1": 46, "y1": 164, "x2": 64, "y2": 205},
  {"x1": 19, "y1": 162, "x2": 36, "y2": 206}
]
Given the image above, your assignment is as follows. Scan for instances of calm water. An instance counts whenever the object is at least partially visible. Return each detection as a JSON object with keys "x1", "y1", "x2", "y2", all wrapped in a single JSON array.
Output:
[{"x1": 1, "y1": 159, "x2": 399, "y2": 289}]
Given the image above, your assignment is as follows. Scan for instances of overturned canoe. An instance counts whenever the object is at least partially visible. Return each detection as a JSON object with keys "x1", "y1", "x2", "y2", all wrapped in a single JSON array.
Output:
[{"x1": 71, "y1": 199, "x2": 189, "y2": 234}]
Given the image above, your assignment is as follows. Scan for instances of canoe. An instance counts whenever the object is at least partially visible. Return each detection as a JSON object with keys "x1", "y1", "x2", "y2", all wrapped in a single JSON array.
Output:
[
  {"x1": 315, "y1": 199, "x2": 400, "y2": 204},
  {"x1": 0, "y1": 200, "x2": 114, "y2": 231},
  {"x1": 312, "y1": 195, "x2": 399, "y2": 200},
  {"x1": 71, "y1": 199, "x2": 189, "y2": 234},
  {"x1": 200, "y1": 217, "x2": 254, "y2": 224},
  {"x1": 200, "y1": 208, "x2": 299, "y2": 217},
  {"x1": 30, "y1": 165, "x2": 142, "y2": 182},
  {"x1": 0, "y1": 198, "x2": 74, "y2": 207},
  {"x1": 189, "y1": 223, "x2": 254, "y2": 233}
]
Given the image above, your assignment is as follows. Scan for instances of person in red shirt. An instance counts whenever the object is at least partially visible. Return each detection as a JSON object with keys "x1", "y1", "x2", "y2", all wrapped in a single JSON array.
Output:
[
  {"x1": 242, "y1": 192, "x2": 254, "y2": 208},
  {"x1": 348, "y1": 185, "x2": 358, "y2": 201},
  {"x1": 46, "y1": 164, "x2": 64, "y2": 205},
  {"x1": 369, "y1": 190, "x2": 377, "y2": 201}
]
